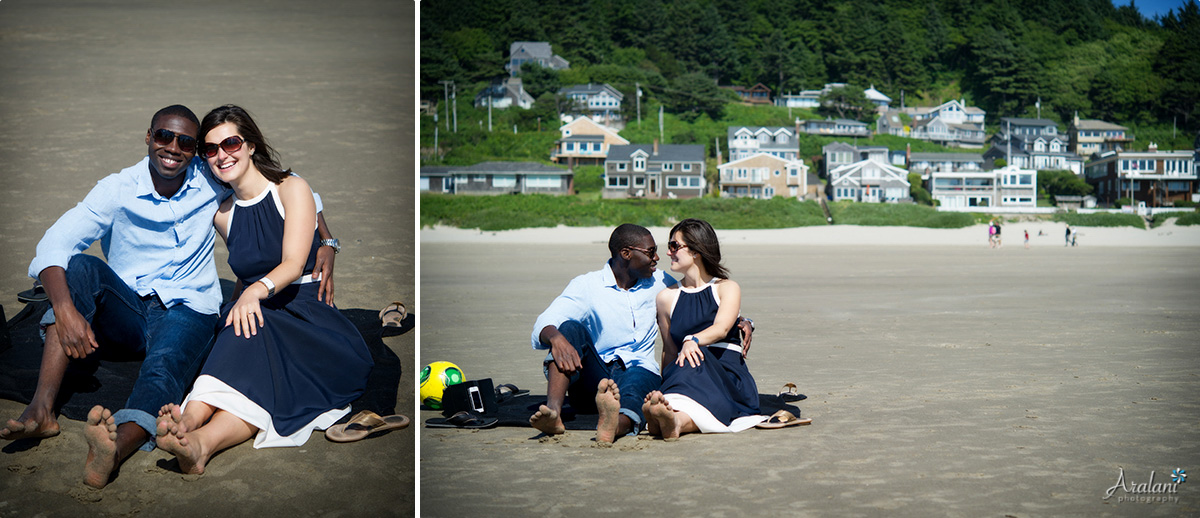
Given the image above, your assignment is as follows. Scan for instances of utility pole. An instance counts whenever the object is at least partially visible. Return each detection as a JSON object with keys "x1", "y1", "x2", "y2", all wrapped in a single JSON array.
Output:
[
  {"x1": 451, "y1": 82, "x2": 458, "y2": 133},
  {"x1": 438, "y1": 80, "x2": 452, "y2": 132},
  {"x1": 488, "y1": 95, "x2": 493, "y2": 132},
  {"x1": 636, "y1": 83, "x2": 642, "y2": 127}
]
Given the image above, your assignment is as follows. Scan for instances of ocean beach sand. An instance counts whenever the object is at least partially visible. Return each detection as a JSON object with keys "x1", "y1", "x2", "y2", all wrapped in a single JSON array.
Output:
[
  {"x1": 420, "y1": 224, "x2": 1199, "y2": 516},
  {"x1": 0, "y1": 1, "x2": 414, "y2": 515}
]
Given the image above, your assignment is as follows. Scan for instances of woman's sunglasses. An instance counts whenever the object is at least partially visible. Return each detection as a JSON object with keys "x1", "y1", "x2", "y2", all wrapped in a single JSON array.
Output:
[
  {"x1": 151, "y1": 129, "x2": 198, "y2": 154},
  {"x1": 668, "y1": 240, "x2": 688, "y2": 253},
  {"x1": 199, "y1": 135, "x2": 246, "y2": 159}
]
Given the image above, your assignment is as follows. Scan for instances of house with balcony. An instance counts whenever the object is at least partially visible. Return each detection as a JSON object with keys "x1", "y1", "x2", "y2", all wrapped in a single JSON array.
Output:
[
  {"x1": 727, "y1": 126, "x2": 798, "y2": 162},
  {"x1": 717, "y1": 153, "x2": 809, "y2": 200},
  {"x1": 797, "y1": 118, "x2": 870, "y2": 137},
  {"x1": 474, "y1": 77, "x2": 534, "y2": 110},
  {"x1": 603, "y1": 142, "x2": 706, "y2": 199},
  {"x1": 419, "y1": 162, "x2": 573, "y2": 195},
  {"x1": 1069, "y1": 115, "x2": 1134, "y2": 157},
  {"x1": 559, "y1": 83, "x2": 624, "y2": 125},
  {"x1": 551, "y1": 116, "x2": 629, "y2": 166},
  {"x1": 1084, "y1": 145, "x2": 1197, "y2": 206},
  {"x1": 929, "y1": 165, "x2": 1037, "y2": 209},
  {"x1": 822, "y1": 142, "x2": 895, "y2": 176},
  {"x1": 505, "y1": 41, "x2": 569, "y2": 76},
  {"x1": 877, "y1": 99, "x2": 986, "y2": 148},
  {"x1": 828, "y1": 157, "x2": 911, "y2": 203},
  {"x1": 983, "y1": 117, "x2": 1082, "y2": 173}
]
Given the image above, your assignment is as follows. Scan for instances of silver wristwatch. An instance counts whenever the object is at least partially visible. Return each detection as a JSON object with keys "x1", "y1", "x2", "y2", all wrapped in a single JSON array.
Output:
[{"x1": 320, "y1": 238, "x2": 341, "y2": 254}]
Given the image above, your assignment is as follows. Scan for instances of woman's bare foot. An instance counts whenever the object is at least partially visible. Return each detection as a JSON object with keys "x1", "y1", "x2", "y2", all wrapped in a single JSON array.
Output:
[
  {"x1": 83, "y1": 406, "x2": 118, "y2": 488},
  {"x1": 642, "y1": 392, "x2": 661, "y2": 437},
  {"x1": 595, "y1": 379, "x2": 622, "y2": 445},
  {"x1": 529, "y1": 405, "x2": 565, "y2": 436},
  {"x1": 647, "y1": 392, "x2": 681, "y2": 441},
  {"x1": 155, "y1": 404, "x2": 206, "y2": 475},
  {"x1": 1, "y1": 405, "x2": 60, "y2": 441}
]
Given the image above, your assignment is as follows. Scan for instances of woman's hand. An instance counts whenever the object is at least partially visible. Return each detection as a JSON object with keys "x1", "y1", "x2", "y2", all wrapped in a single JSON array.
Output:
[
  {"x1": 226, "y1": 283, "x2": 266, "y2": 338},
  {"x1": 676, "y1": 336, "x2": 704, "y2": 368}
]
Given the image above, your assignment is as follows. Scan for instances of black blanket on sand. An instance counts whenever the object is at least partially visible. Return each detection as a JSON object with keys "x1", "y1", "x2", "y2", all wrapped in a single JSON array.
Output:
[
  {"x1": 0, "y1": 301, "x2": 404, "y2": 425},
  {"x1": 479, "y1": 391, "x2": 805, "y2": 430}
]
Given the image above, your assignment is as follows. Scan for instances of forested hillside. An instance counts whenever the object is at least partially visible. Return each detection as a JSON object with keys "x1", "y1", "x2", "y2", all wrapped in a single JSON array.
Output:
[{"x1": 421, "y1": 0, "x2": 1200, "y2": 136}]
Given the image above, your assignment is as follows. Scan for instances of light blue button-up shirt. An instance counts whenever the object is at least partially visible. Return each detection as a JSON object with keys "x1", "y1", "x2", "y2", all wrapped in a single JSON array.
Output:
[
  {"x1": 532, "y1": 261, "x2": 677, "y2": 374},
  {"x1": 29, "y1": 157, "x2": 323, "y2": 316}
]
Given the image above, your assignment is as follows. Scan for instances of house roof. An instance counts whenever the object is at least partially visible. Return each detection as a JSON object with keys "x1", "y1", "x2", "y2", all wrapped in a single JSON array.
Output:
[
  {"x1": 864, "y1": 85, "x2": 891, "y2": 103},
  {"x1": 829, "y1": 159, "x2": 910, "y2": 186},
  {"x1": 909, "y1": 153, "x2": 984, "y2": 162},
  {"x1": 1073, "y1": 119, "x2": 1128, "y2": 131},
  {"x1": 608, "y1": 144, "x2": 705, "y2": 163},
  {"x1": 420, "y1": 166, "x2": 454, "y2": 177},
  {"x1": 718, "y1": 152, "x2": 804, "y2": 170},
  {"x1": 1000, "y1": 117, "x2": 1056, "y2": 127},
  {"x1": 560, "y1": 83, "x2": 624, "y2": 100},
  {"x1": 454, "y1": 161, "x2": 571, "y2": 175},
  {"x1": 510, "y1": 41, "x2": 553, "y2": 60}
]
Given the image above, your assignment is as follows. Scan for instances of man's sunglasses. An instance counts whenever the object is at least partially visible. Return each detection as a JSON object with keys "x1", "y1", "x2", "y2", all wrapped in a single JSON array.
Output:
[
  {"x1": 199, "y1": 135, "x2": 246, "y2": 159},
  {"x1": 151, "y1": 129, "x2": 198, "y2": 154},
  {"x1": 626, "y1": 245, "x2": 657, "y2": 258}
]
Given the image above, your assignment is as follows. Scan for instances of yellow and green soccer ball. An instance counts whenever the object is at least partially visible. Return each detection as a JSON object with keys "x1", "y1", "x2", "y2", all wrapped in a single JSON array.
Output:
[{"x1": 420, "y1": 361, "x2": 465, "y2": 409}]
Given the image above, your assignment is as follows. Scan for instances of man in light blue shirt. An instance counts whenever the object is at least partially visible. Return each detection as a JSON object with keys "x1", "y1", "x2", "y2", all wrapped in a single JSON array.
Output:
[
  {"x1": 2, "y1": 105, "x2": 338, "y2": 488},
  {"x1": 528, "y1": 224, "x2": 675, "y2": 444}
]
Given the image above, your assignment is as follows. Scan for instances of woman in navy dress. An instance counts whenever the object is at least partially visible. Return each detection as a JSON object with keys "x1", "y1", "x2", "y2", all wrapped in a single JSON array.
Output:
[
  {"x1": 642, "y1": 218, "x2": 764, "y2": 439},
  {"x1": 155, "y1": 105, "x2": 372, "y2": 474}
]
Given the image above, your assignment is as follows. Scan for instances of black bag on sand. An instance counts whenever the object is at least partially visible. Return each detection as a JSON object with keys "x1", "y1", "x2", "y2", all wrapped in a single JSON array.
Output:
[{"x1": 442, "y1": 378, "x2": 497, "y2": 416}]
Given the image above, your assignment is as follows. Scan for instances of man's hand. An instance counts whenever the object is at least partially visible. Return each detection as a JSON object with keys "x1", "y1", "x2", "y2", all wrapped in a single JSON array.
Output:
[
  {"x1": 314, "y1": 245, "x2": 335, "y2": 306},
  {"x1": 54, "y1": 307, "x2": 99, "y2": 359},
  {"x1": 738, "y1": 317, "x2": 754, "y2": 358},
  {"x1": 549, "y1": 335, "x2": 583, "y2": 376}
]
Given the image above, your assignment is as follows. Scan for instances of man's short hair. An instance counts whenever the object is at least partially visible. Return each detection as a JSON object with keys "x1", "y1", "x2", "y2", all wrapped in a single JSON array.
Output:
[
  {"x1": 150, "y1": 105, "x2": 199, "y2": 129},
  {"x1": 608, "y1": 223, "x2": 651, "y2": 257}
]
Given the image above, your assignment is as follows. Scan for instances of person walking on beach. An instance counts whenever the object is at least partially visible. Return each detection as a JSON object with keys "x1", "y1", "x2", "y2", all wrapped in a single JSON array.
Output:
[
  {"x1": 3, "y1": 105, "x2": 339, "y2": 488},
  {"x1": 643, "y1": 219, "x2": 763, "y2": 439},
  {"x1": 1024, "y1": 229, "x2": 1030, "y2": 249},
  {"x1": 528, "y1": 224, "x2": 752, "y2": 444},
  {"x1": 988, "y1": 222, "x2": 996, "y2": 248},
  {"x1": 1065, "y1": 225, "x2": 1071, "y2": 246}
]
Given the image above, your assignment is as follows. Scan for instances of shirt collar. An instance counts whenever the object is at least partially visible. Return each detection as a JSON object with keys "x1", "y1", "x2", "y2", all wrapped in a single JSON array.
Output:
[
  {"x1": 602, "y1": 260, "x2": 653, "y2": 291},
  {"x1": 135, "y1": 156, "x2": 203, "y2": 200}
]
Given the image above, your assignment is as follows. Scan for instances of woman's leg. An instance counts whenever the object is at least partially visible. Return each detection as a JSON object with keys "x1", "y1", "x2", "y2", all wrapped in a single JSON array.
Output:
[{"x1": 158, "y1": 409, "x2": 258, "y2": 475}]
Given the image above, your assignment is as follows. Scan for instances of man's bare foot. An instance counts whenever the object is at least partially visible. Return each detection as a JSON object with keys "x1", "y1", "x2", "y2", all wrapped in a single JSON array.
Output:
[
  {"x1": 1, "y1": 405, "x2": 60, "y2": 441},
  {"x1": 529, "y1": 405, "x2": 565, "y2": 436},
  {"x1": 83, "y1": 406, "x2": 118, "y2": 488},
  {"x1": 647, "y1": 392, "x2": 681, "y2": 440},
  {"x1": 642, "y1": 394, "x2": 660, "y2": 437},
  {"x1": 155, "y1": 404, "x2": 206, "y2": 475},
  {"x1": 595, "y1": 379, "x2": 622, "y2": 445}
]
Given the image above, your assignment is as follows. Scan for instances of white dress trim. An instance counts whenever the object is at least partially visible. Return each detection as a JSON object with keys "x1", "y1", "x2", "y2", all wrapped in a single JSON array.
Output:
[
  {"x1": 662, "y1": 393, "x2": 766, "y2": 433},
  {"x1": 182, "y1": 375, "x2": 351, "y2": 449}
]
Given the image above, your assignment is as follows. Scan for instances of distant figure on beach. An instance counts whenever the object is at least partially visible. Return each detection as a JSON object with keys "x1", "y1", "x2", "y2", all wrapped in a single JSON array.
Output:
[
  {"x1": 1024, "y1": 230, "x2": 1030, "y2": 249},
  {"x1": 154, "y1": 105, "x2": 371, "y2": 475},
  {"x1": 993, "y1": 221, "x2": 1002, "y2": 247},
  {"x1": 988, "y1": 222, "x2": 996, "y2": 248},
  {"x1": 3, "y1": 105, "x2": 339, "y2": 488},
  {"x1": 643, "y1": 219, "x2": 764, "y2": 439},
  {"x1": 1071, "y1": 228, "x2": 1079, "y2": 247},
  {"x1": 528, "y1": 223, "x2": 753, "y2": 444},
  {"x1": 1065, "y1": 225, "x2": 1071, "y2": 247}
]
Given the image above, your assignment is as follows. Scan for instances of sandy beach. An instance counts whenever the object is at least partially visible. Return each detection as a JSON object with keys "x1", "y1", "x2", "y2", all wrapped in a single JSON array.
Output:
[
  {"x1": 419, "y1": 224, "x2": 1200, "y2": 516},
  {"x1": 0, "y1": 2, "x2": 414, "y2": 516}
]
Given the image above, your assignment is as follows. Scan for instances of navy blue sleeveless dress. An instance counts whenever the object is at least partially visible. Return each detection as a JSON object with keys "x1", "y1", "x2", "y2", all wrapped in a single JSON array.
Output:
[
  {"x1": 659, "y1": 283, "x2": 760, "y2": 430},
  {"x1": 183, "y1": 183, "x2": 373, "y2": 448}
]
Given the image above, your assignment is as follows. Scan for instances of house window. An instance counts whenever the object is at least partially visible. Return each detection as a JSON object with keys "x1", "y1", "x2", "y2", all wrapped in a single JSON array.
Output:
[
  {"x1": 471, "y1": 175, "x2": 486, "y2": 182},
  {"x1": 682, "y1": 163, "x2": 692, "y2": 172},
  {"x1": 663, "y1": 163, "x2": 673, "y2": 171},
  {"x1": 789, "y1": 168, "x2": 798, "y2": 177},
  {"x1": 666, "y1": 177, "x2": 702, "y2": 188},
  {"x1": 565, "y1": 142, "x2": 575, "y2": 152},
  {"x1": 606, "y1": 176, "x2": 629, "y2": 188},
  {"x1": 526, "y1": 175, "x2": 558, "y2": 189},
  {"x1": 774, "y1": 170, "x2": 781, "y2": 176},
  {"x1": 493, "y1": 175, "x2": 517, "y2": 188},
  {"x1": 634, "y1": 176, "x2": 645, "y2": 187},
  {"x1": 634, "y1": 157, "x2": 646, "y2": 171},
  {"x1": 617, "y1": 163, "x2": 627, "y2": 172},
  {"x1": 764, "y1": 187, "x2": 775, "y2": 197},
  {"x1": 593, "y1": 143, "x2": 602, "y2": 152}
]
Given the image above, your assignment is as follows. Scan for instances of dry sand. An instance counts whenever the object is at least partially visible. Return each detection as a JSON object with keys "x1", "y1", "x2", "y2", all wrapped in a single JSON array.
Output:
[
  {"x1": 419, "y1": 225, "x2": 1200, "y2": 517},
  {"x1": 0, "y1": 2, "x2": 414, "y2": 516}
]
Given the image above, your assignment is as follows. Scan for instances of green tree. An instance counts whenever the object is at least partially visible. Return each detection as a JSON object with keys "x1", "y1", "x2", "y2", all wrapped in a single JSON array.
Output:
[
  {"x1": 664, "y1": 72, "x2": 726, "y2": 122},
  {"x1": 817, "y1": 85, "x2": 874, "y2": 121},
  {"x1": 519, "y1": 62, "x2": 562, "y2": 99}
]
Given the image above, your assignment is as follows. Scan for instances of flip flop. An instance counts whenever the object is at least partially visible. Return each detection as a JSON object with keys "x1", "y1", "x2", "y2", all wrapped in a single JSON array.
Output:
[
  {"x1": 17, "y1": 282, "x2": 47, "y2": 304},
  {"x1": 755, "y1": 409, "x2": 812, "y2": 429},
  {"x1": 495, "y1": 384, "x2": 529, "y2": 403},
  {"x1": 325, "y1": 410, "x2": 410, "y2": 442},
  {"x1": 778, "y1": 382, "x2": 807, "y2": 402},
  {"x1": 379, "y1": 302, "x2": 406, "y2": 327},
  {"x1": 424, "y1": 411, "x2": 498, "y2": 429}
]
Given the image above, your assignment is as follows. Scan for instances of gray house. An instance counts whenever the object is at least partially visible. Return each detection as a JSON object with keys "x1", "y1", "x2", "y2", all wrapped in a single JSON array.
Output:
[
  {"x1": 604, "y1": 142, "x2": 706, "y2": 199},
  {"x1": 559, "y1": 84, "x2": 624, "y2": 124},
  {"x1": 506, "y1": 41, "x2": 569, "y2": 76},
  {"x1": 420, "y1": 162, "x2": 573, "y2": 195},
  {"x1": 727, "y1": 126, "x2": 799, "y2": 162}
]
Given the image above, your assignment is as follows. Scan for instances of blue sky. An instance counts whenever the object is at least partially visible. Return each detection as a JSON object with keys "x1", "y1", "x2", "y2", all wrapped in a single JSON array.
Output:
[{"x1": 1116, "y1": 0, "x2": 1191, "y2": 19}]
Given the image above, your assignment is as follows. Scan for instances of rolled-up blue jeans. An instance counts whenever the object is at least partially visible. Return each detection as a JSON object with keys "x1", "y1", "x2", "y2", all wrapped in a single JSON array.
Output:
[
  {"x1": 543, "y1": 321, "x2": 661, "y2": 435},
  {"x1": 40, "y1": 255, "x2": 218, "y2": 451}
]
